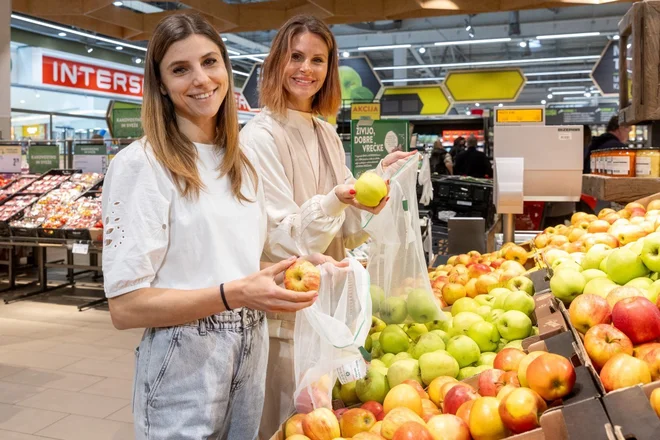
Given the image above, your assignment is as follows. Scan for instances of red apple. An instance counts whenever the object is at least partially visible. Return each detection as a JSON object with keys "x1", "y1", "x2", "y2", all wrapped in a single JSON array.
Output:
[
  {"x1": 476, "y1": 274, "x2": 500, "y2": 295},
  {"x1": 494, "y1": 348, "x2": 526, "y2": 372},
  {"x1": 339, "y1": 408, "x2": 377, "y2": 437},
  {"x1": 443, "y1": 384, "x2": 479, "y2": 415},
  {"x1": 421, "y1": 399, "x2": 441, "y2": 422},
  {"x1": 526, "y1": 353, "x2": 576, "y2": 401},
  {"x1": 449, "y1": 271, "x2": 470, "y2": 286},
  {"x1": 303, "y1": 408, "x2": 341, "y2": 440},
  {"x1": 502, "y1": 371, "x2": 521, "y2": 387},
  {"x1": 599, "y1": 353, "x2": 652, "y2": 392},
  {"x1": 380, "y1": 407, "x2": 425, "y2": 440},
  {"x1": 643, "y1": 348, "x2": 660, "y2": 381},
  {"x1": 468, "y1": 263, "x2": 493, "y2": 279},
  {"x1": 392, "y1": 421, "x2": 433, "y2": 440},
  {"x1": 606, "y1": 286, "x2": 645, "y2": 311},
  {"x1": 584, "y1": 324, "x2": 634, "y2": 370},
  {"x1": 612, "y1": 297, "x2": 660, "y2": 345},
  {"x1": 361, "y1": 401, "x2": 384, "y2": 418},
  {"x1": 426, "y1": 414, "x2": 471, "y2": 440},
  {"x1": 442, "y1": 283, "x2": 467, "y2": 305},
  {"x1": 455, "y1": 400, "x2": 474, "y2": 426},
  {"x1": 633, "y1": 342, "x2": 660, "y2": 359},
  {"x1": 285, "y1": 414, "x2": 307, "y2": 437},
  {"x1": 402, "y1": 379, "x2": 429, "y2": 400},
  {"x1": 491, "y1": 258, "x2": 506, "y2": 269},
  {"x1": 376, "y1": 411, "x2": 385, "y2": 421},
  {"x1": 569, "y1": 294, "x2": 612, "y2": 334},
  {"x1": 498, "y1": 387, "x2": 548, "y2": 434},
  {"x1": 517, "y1": 351, "x2": 546, "y2": 388},
  {"x1": 478, "y1": 368, "x2": 506, "y2": 397},
  {"x1": 284, "y1": 260, "x2": 321, "y2": 292},
  {"x1": 650, "y1": 388, "x2": 660, "y2": 418}
]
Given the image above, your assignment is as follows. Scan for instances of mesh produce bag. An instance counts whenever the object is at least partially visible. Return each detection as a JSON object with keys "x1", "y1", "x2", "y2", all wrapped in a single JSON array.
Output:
[
  {"x1": 293, "y1": 258, "x2": 372, "y2": 413},
  {"x1": 363, "y1": 157, "x2": 446, "y2": 326}
]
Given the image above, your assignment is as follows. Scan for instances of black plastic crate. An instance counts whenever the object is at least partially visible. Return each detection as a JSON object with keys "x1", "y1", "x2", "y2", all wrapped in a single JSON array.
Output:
[
  {"x1": 10, "y1": 226, "x2": 39, "y2": 238},
  {"x1": 38, "y1": 227, "x2": 67, "y2": 239},
  {"x1": 432, "y1": 176, "x2": 493, "y2": 205}
]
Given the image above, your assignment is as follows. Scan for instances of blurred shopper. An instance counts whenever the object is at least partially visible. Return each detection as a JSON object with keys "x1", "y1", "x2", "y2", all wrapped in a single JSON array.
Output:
[
  {"x1": 240, "y1": 15, "x2": 416, "y2": 438},
  {"x1": 584, "y1": 116, "x2": 631, "y2": 173},
  {"x1": 431, "y1": 138, "x2": 453, "y2": 175},
  {"x1": 454, "y1": 135, "x2": 493, "y2": 178},
  {"x1": 449, "y1": 136, "x2": 466, "y2": 161},
  {"x1": 102, "y1": 14, "x2": 317, "y2": 440}
]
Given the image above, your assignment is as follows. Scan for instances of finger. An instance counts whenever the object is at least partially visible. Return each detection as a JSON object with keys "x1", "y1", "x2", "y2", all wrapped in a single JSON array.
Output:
[
  {"x1": 335, "y1": 260, "x2": 350, "y2": 268},
  {"x1": 266, "y1": 256, "x2": 297, "y2": 276},
  {"x1": 274, "y1": 287, "x2": 318, "y2": 303},
  {"x1": 272, "y1": 298, "x2": 317, "y2": 313}
]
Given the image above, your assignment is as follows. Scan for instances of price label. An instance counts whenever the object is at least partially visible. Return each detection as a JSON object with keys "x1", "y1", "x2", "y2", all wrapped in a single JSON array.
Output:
[
  {"x1": 72, "y1": 243, "x2": 89, "y2": 255},
  {"x1": 0, "y1": 146, "x2": 22, "y2": 173},
  {"x1": 495, "y1": 108, "x2": 544, "y2": 124},
  {"x1": 336, "y1": 358, "x2": 367, "y2": 385}
]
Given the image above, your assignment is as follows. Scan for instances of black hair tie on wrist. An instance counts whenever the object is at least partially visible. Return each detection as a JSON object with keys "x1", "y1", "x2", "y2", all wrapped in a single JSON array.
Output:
[{"x1": 220, "y1": 283, "x2": 232, "y2": 311}]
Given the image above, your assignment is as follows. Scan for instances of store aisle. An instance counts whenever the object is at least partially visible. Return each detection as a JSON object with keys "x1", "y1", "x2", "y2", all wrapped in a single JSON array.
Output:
[{"x1": 0, "y1": 300, "x2": 141, "y2": 439}]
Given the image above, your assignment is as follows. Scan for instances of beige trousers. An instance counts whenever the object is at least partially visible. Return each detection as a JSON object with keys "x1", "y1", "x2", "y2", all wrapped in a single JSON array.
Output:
[{"x1": 259, "y1": 318, "x2": 296, "y2": 440}]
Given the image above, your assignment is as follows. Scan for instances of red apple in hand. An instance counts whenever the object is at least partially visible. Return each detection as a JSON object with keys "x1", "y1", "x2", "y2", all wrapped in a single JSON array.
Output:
[
  {"x1": 569, "y1": 294, "x2": 612, "y2": 334},
  {"x1": 285, "y1": 260, "x2": 321, "y2": 292},
  {"x1": 392, "y1": 421, "x2": 433, "y2": 440},
  {"x1": 643, "y1": 348, "x2": 660, "y2": 381},
  {"x1": 499, "y1": 387, "x2": 548, "y2": 434},
  {"x1": 526, "y1": 353, "x2": 576, "y2": 401},
  {"x1": 494, "y1": 348, "x2": 526, "y2": 372},
  {"x1": 611, "y1": 297, "x2": 660, "y2": 345},
  {"x1": 478, "y1": 369, "x2": 506, "y2": 397},
  {"x1": 599, "y1": 353, "x2": 652, "y2": 392},
  {"x1": 443, "y1": 384, "x2": 479, "y2": 415},
  {"x1": 584, "y1": 324, "x2": 634, "y2": 370}
]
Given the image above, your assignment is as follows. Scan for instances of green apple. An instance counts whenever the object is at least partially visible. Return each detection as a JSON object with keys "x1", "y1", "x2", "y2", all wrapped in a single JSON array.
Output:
[
  {"x1": 379, "y1": 297, "x2": 408, "y2": 324},
  {"x1": 493, "y1": 292, "x2": 511, "y2": 310},
  {"x1": 625, "y1": 277, "x2": 653, "y2": 291},
  {"x1": 379, "y1": 324, "x2": 410, "y2": 354},
  {"x1": 651, "y1": 272, "x2": 660, "y2": 281},
  {"x1": 571, "y1": 252, "x2": 586, "y2": 266},
  {"x1": 496, "y1": 339, "x2": 508, "y2": 352},
  {"x1": 531, "y1": 326, "x2": 540, "y2": 336},
  {"x1": 504, "y1": 339, "x2": 524, "y2": 350},
  {"x1": 457, "y1": 366, "x2": 480, "y2": 380},
  {"x1": 582, "y1": 244, "x2": 612, "y2": 270},
  {"x1": 474, "y1": 365, "x2": 492, "y2": 375},
  {"x1": 506, "y1": 276, "x2": 535, "y2": 295},
  {"x1": 425, "y1": 312, "x2": 453, "y2": 332},
  {"x1": 645, "y1": 279, "x2": 660, "y2": 304},
  {"x1": 452, "y1": 312, "x2": 484, "y2": 336},
  {"x1": 339, "y1": 65, "x2": 362, "y2": 99},
  {"x1": 467, "y1": 321, "x2": 501, "y2": 352},
  {"x1": 429, "y1": 329, "x2": 451, "y2": 346},
  {"x1": 475, "y1": 305, "x2": 492, "y2": 320},
  {"x1": 370, "y1": 316, "x2": 386, "y2": 335},
  {"x1": 404, "y1": 323, "x2": 429, "y2": 342},
  {"x1": 552, "y1": 258, "x2": 583, "y2": 273},
  {"x1": 487, "y1": 308, "x2": 505, "y2": 324},
  {"x1": 370, "y1": 285, "x2": 386, "y2": 313},
  {"x1": 370, "y1": 359, "x2": 388, "y2": 376},
  {"x1": 583, "y1": 277, "x2": 618, "y2": 299},
  {"x1": 392, "y1": 352, "x2": 412, "y2": 364},
  {"x1": 365, "y1": 334, "x2": 373, "y2": 352},
  {"x1": 407, "y1": 288, "x2": 442, "y2": 322},
  {"x1": 356, "y1": 368, "x2": 389, "y2": 403},
  {"x1": 606, "y1": 248, "x2": 650, "y2": 285},
  {"x1": 451, "y1": 297, "x2": 479, "y2": 315},
  {"x1": 332, "y1": 380, "x2": 341, "y2": 400},
  {"x1": 599, "y1": 254, "x2": 610, "y2": 272},
  {"x1": 630, "y1": 239, "x2": 645, "y2": 255},
  {"x1": 380, "y1": 353, "x2": 396, "y2": 367},
  {"x1": 478, "y1": 352, "x2": 497, "y2": 366},
  {"x1": 489, "y1": 287, "x2": 512, "y2": 297},
  {"x1": 503, "y1": 291, "x2": 535, "y2": 316},
  {"x1": 387, "y1": 358, "x2": 422, "y2": 387},
  {"x1": 496, "y1": 310, "x2": 532, "y2": 340},
  {"x1": 642, "y1": 235, "x2": 660, "y2": 272},
  {"x1": 475, "y1": 294, "x2": 496, "y2": 307},
  {"x1": 446, "y1": 335, "x2": 481, "y2": 368},
  {"x1": 371, "y1": 340, "x2": 383, "y2": 358},
  {"x1": 550, "y1": 269, "x2": 586, "y2": 303},
  {"x1": 340, "y1": 380, "x2": 360, "y2": 405},
  {"x1": 581, "y1": 269, "x2": 608, "y2": 284},
  {"x1": 412, "y1": 331, "x2": 446, "y2": 359},
  {"x1": 419, "y1": 350, "x2": 460, "y2": 385}
]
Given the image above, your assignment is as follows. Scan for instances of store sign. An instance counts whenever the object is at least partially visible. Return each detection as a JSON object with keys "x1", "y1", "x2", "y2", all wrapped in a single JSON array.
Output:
[
  {"x1": 21, "y1": 124, "x2": 46, "y2": 139},
  {"x1": 42, "y1": 55, "x2": 144, "y2": 98},
  {"x1": 351, "y1": 119, "x2": 409, "y2": 177},
  {"x1": 28, "y1": 145, "x2": 60, "y2": 174},
  {"x1": 495, "y1": 108, "x2": 544, "y2": 124},
  {"x1": 0, "y1": 146, "x2": 22, "y2": 173},
  {"x1": 381, "y1": 86, "x2": 450, "y2": 116},
  {"x1": 444, "y1": 69, "x2": 526, "y2": 102},
  {"x1": 545, "y1": 105, "x2": 618, "y2": 125},
  {"x1": 73, "y1": 144, "x2": 108, "y2": 173},
  {"x1": 112, "y1": 108, "x2": 142, "y2": 138},
  {"x1": 591, "y1": 41, "x2": 619, "y2": 96},
  {"x1": 351, "y1": 103, "x2": 381, "y2": 120}
]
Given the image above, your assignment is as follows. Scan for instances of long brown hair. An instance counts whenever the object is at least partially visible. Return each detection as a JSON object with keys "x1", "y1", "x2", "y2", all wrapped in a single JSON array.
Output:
[
  {"x1": 142, "y1": 13, "x2": 256, "y2": 201},
  {"x1": 259, "y1": 15, "x2": 341, "y2": 117}
]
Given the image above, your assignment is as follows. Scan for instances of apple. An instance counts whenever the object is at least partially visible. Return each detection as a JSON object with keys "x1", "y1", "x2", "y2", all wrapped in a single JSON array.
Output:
[
  {"x1": 426, "y1": 313, "x2": 453, "y2": 332},
  {"x1": 494, "y1": 348, "x2": 526, "y2": 372},
  {"x1": 626, "y1": 277, "x2": 654, "y2": 291},
  {"x1": 380, "y1": 325, "x2": 410, "y2": 354},
  {"x1": 404, "y1": 323, "x2": 429, "y2": 343},
  {"x1": 491, "y1": 258, "x2": 506, "y2": 269},
  {"x1": 442, "y1": 283, "x2": 467, "y2": 305},
  {"x1": 599, "y1": 353, "x2": 652, "y2": 392},
  {"x1": 526, "y1": 353, "x2": 576, "y2": 400},
  {"x1": 370, "y1": 316, "x2": 387, "y2": 335},
  {"x1": 303, "y1": 407, "x2": 341, "y2": 440},
  {"x1": 353, "y1": 433, "x2": 383, "y2": 440},
  {"x1": 468, "y1": 263, "x2": 492, "y2": 278},
  {"x1": 468, "y1": 321, "x2": 501, "y2": 352},
  {"x1": 357, "y1": 368, "x2": 390, "y2": 404},
  {"x1": 355, "y1": 171, "x2": 387, "y2": 207},
  {"x1": 392, "y1": 421, "x2": 433, "y2": 440},
  {"x1": 380, "y1": 353, "x2": 396, "y2": 367},
  {"x1": 476, "y1": 274, "x2": 500, "y2": 295},
  {"x1": 340, "y1": 381, "x2": 361, "y2": 406},
  {"x1": 371, "y1": 285, "x2": 386, "y2": 313},
  {"x1": 534, "y1": 233, "x2": 551, "y2": 249},
  {"x1": 446, "y1": 335, "x2": 481, "y2": 368},
  {"x1": 408, "y1": 288, "x2": 442, "y2": 322},
  {"x1": 503, "y1": 291, "x2": 535, "y2": 316},
  {"x1": 598, "y1": 208, "x2": 616, "y2": 219},
  {"x1": 492, "y1": 292, "x2": 511, "y2": 310},
  {"x1": 475, "y1": 294, "x2": 496, "y2": 307},
  {"x1": 506, "y1": 276, "x2": 535, "y2": 296},
  {"x1": 285, "y1": 260, "x2": 321, "y2": 292},
  {"x1": 544, "y1": 249, "x2": 570, "y2": 266},
  {"x1": 380, "y1": 407, "x2": 425, "y2": 440},
  {"x1": 444, "y1": 384, "x2": 479, "y2": 415},
  {"x1": 568, "y1": 227, "x2": 587, "y2": 243},
  {"x1": 644, "y1": 348, "x2": 660, "y2": 381},
  {"x1": 449, "y1": 271, "x2": 470, "y2": 285},
  {"x1": 340, "y1": 408, "x2": 377, "y2": 437},
  {"x1": 641, "y1": 235, "x2": 660, "y2": 273},
  {"x1": 285, "y1": 414, "x2": 307, "y2": 437},
  {"x1": 457, "y1": 366, "x2": 480, "y2": 380},
  {"x1": 568, "y1": 294, "x2": 612, "y2": 334},
  {"x1": 645, "y1": 280, "x2": 660, "y2": 304},
  {"x1": 607, "y1": 286, "x2": 646, "y2": 312},
  {"x1": 452, "y1": 312, "x2": 484, "y2": 337},
  {"x1": 475, "y1": 305, "x2": 493, "y2": 320},
  {"x1": 503, "y1": 339, "x2": 524, "y2": 350},
  {"x1": 550, "y1": 234, "x2": 569, "y2": 247},
  {"x1": 550, "y1": 269, "x2": 586, "y2": 304},
  {"x1": 516, "y1": 351, "x2": 545, "y2": 387},
  {"x1": 496, "y1": 384, "x2": 519, "y2": 403},
  {"x1": 487, "y1": 308, "x2": 505, "y2": 324},
  {"x1": 455, "y1": 400, "x2": 474, "y2": 426},
  {"x1": 464, "y1": 278, "x2": 479, "y2": 298},
  {"x1": 612, "y1": 297, "x2": 660, "y2": 344},
  {"x1": 502, "y1": 370, "x2": 520, "y2": 387},
  {"x1": 584, "y1": 324, "x2": 634, "y2": 370},
  {"x1": 583, "y1": 277, "x2": 618, "y2": 299},
  {"x1": 392, "y1": 352, "x2": 412, "y2": 363},
  {"x1": 500, "y1": 260, "x2": 527, "y2": 275},
  {"x1": 581, "y1": 244, "x2": 612, "y2": 270},
  {"x1": 361, "y1": 401, "x2": 384, "y2": 417},
  {"x1": 419, "y1": 350, "x2": 460, "y2": 385},
  {"x1": 552, "y1": 258, "x2": 583, "y2": 274},
  {"x1": 380, "y1": 297, "x2": 408, "y2": 324},
  {"x1": 504, "y1": 245, "x2": 528, "y2": 265},
  {"x1": 429, "y1": 329, "x2": 450, "y2": 346},
  {"x1": 411, "y1": 332, "x2": 445, "y2": 359},
  {"x1": 588, "y1": 219, "x2": 611, "y2": 233},
  {"x1": 606, "y1": 248, "x2": 650, "y2": 285},
  {"x1": 478, "y1": 368, "x2": 506, "y2": 397},
  {"x1": 401, "y1": 379, "x2": 428, "y2": 400},
  {"x1": 634, "y1": 342, "x2": 660, "y2": 359},
  {"x1": 615, "y1": 224, "x2": 648, "y2": 246},
  {"x1": 451, "y1": 297, "x2": 479, "y2": 315},
  {"x1": 469, "y1": 397, "x2": 508, "y2": 440},
  {"x1": 427, "y1": 376, "x2": 458, "y2": 408},
  {"x1": 478, "y1": 352, "x2": 498, "y2": 366},
  {"x1": 426, "y1": 414, "x2": 471, "y2": 440},
  {"x1": 421, "y1": 398, "x2": 441, "y2": 423},
  {"x1": 498, "y1": 387, "x2": 547, "y2": 434},
  {"x1": 496, "y1": 310, "x2": 532, "y2": 340},
  {"x1": 581, "y1": 269, "x2": 608, "y2": 284},
  {"x1": 387, "y1": 359, "x2": 422, "y2": 388},
  {"x1": 650, "y1": 388, "x2": 660, "y2": 418},
  {"x1": 383, "y1": 383, "x2": 423, "y2": 416}
]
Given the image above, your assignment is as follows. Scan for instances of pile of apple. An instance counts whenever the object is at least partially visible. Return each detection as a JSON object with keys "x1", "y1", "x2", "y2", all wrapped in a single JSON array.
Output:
[{"x1": 284, "y1": 348, "x2": 576, "y2": 440}]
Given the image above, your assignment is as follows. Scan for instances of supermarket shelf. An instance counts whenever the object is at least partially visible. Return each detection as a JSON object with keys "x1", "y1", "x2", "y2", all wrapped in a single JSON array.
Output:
[{"x1": 582, "y1": 174, "x2": 660, "y2": 203}]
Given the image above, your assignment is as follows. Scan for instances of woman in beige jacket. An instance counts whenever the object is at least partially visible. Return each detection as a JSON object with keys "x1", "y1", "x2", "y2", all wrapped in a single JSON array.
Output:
[{"x1": 239, "y1": 15, "x2": 415, "y2": 438}]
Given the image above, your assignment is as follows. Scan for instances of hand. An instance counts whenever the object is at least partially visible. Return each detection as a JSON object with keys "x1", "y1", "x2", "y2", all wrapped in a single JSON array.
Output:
[
  {"x1": 302, "y1": 253, "x2": 349, "y2": 268},
  {"x1": 228, "y1": 257, "x2": 318, "y2": 313},
  {"x1": 335, "y1": 183, "x2": 390, "y2": 215},
  {"x1": 382, "y1": 151, "x2": 418, "y2": 170}
]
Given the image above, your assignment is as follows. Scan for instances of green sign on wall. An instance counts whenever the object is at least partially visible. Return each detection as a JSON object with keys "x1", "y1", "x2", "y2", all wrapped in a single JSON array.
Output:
[
  {"x1": 107, "y1": 101, "x2": 142, "y2": 138},
  {"x1": 28, "y1": 145, "x2": 60, "y2": 174},
  {"x1": 351, "y1": 119, "x2": 409, "y2": 177}
]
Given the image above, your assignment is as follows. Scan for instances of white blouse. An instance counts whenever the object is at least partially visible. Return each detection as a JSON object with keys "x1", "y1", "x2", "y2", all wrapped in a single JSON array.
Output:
[{"x1": 102, "y1": 139, "x2": 266, "y2": 299}]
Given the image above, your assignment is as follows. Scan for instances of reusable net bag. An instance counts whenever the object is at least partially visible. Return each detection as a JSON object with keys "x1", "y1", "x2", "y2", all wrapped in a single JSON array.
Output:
[
  {"x1": 363, "y1": 157, "x2": 446, "y2": 328},
  {"x1": 293, "y1": 258, "x2": 372, "y2": 413}
]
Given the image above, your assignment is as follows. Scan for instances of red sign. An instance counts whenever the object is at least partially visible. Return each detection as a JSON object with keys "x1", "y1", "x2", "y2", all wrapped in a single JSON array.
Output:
[
  {"x1": 42, "y1": 55, "x2": 144, "y2": 98},
  {"x1": 234, "y1": 91, "x2": 258, "y2": 113}
]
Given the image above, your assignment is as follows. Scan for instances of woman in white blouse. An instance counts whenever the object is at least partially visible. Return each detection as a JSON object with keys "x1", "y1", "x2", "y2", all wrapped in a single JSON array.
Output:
[
  {"x1": 102, "y1": 14, "x2": 317, "y2": 440},
  {"x1": 240, "y1": 15, "x2": 416, "y2": 438}
]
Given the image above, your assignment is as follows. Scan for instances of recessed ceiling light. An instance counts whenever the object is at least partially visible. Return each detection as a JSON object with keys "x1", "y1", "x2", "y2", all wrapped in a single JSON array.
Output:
[
  {"x1": 584, "y1": 92, "x2": 592, "y2": 97},
  {"x1": 86, "y1": 47, "x2": 94, "y2": 53},
  {"x1": 222, "y1": 37, "x2": 227, "y2": 42},
  {"x1": 113, "y1": 1, "x2": 123, "y2": 6},
  {"x1": 498, "y1": 103, "x2": 503, "y2": 107},
  {"x1": 35, "y1": 94, "x2": 40, "y2": 98},
  {"x1": 342, "y1": 51, "x2": 350, "y2": 58},
  {"x1": 548, "y1": 93, "x2": 553, "y2": 99},
  {"x1": 519, "y1": 41, "x2": 527, "y2": 48},
  {"x1": 135, "y1": 58, "x2": 142, "y2": 64},
  {"x1": 541, "y1": 99, "x2": 547, "y2": 104},
  {"x1": 613, "y1": 35, "x2": 620, "y2": 41},
  {"x1": 418, "y1": 47, "x2": 426, "y2": 54},
  {"x1": 116, "y1": 46, "x2": 123, "y2": 50},
  {"x1": 58, "y1": 32, "x2": 67, "y2": 37},
  {"x1": 475, "y1": 103, "x2": 480, "y2": 107}
]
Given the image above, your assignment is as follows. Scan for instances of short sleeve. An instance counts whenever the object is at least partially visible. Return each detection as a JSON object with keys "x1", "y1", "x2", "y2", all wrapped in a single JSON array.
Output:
[{"x1": 102, "y1": 142, "x2": 171, "y2": 298}]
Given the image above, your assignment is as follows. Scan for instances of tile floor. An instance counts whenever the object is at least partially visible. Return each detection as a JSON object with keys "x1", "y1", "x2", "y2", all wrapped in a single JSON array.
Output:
[{"x1": 0, "y1": 299, "x2": 141, "y2": 439}]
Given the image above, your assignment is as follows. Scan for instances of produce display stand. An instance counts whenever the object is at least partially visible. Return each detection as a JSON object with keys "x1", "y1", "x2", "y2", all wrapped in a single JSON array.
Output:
[{"x1": 581, "y1": 174, "x2": 660, "y2": 203}]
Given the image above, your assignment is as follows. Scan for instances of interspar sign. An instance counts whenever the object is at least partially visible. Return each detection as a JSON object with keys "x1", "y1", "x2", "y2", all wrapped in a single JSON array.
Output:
[{"x1": 42, "y1": 55, "x2": 144, "y2": 98}]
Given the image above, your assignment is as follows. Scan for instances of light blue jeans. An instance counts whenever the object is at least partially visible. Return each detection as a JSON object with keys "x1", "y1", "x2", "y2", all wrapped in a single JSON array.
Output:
[{"x1": 132, "y1": 309, "x2": 268, "y2": 440}]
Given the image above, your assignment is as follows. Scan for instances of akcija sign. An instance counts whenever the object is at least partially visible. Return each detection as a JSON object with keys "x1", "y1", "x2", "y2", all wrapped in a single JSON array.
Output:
[{"x1": 42, "y1": 55, "x2": 144, "y2": 98}]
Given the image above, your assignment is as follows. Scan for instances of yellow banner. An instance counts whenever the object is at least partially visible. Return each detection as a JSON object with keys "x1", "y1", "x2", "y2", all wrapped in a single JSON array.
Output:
[
  {"x1": 382, "y1": 86, "x2": 451, "y2": 115},
  {"x1": 444, "y1": 69, "x2": 526, "y2": 102},
  {"x1": 351, "y1": 103, "x2": 381, "y2": 120}
]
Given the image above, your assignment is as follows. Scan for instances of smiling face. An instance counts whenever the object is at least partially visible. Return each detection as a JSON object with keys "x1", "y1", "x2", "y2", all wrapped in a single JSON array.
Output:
[
  {"x1": 159, "y1": 34, "x2": 228, "y2": 128},
  {"x1": 283, "y1": 31, "x2": 329, "y2": 112}
]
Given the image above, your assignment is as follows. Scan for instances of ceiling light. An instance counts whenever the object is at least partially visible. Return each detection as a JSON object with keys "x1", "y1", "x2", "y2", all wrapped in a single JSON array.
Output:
[
  {"x1": 113, "y1": 1, "x2": 123, "y2": 6},
  {"x1": 475, "y1": 103, "x2": 480, "y2": 107},
  {"x1": 519, "y1": 41, "x2": 527, "y2": 48},
  {"x1": 524, "y1": 70, "x2": 592, "y2": 76},
  {"x1": 58, "y1": 32, "x2": 67, "y2": 37},
  {"x1": 584, "y1": 92, "x2": 592, "y2": 97},
  {"x1": 357, "y1": 44, "x2": 412, "y2": 51},
  {"x1": 115, "y1": 46, "x2": 123, "y2": 50},
  {"x1": 551, "y1": 90, "x2": 588, "y2": 95},
  {"x1": 536, "y1": 32, "x2": 601, "y2": 40},
  {"x1": 35, "y1": 94, "x2": 40, "y2": 98},
  {"x1": 233, "y1": 70, "x2": 250, "y2": 77},
  {"x1": 418, "y1": 47, "x2": 426, "y2": 54},
  {"x1": 548, "y1": 86, "x2": 589, "y2": 91},
  {"x1": 548, "y1": 94, "x2": 553, "y2": 99},
  {"x1": 526, "y1": 78, "x2": 595, "y2": 84},
  {"x1": 381, "y1": 77, "x2": 445, "y2": 83},
  {"x1": 434, "y1": 38, "x2": 511, "y2": 46},
  {"x1": 541, "y1": 100, "x2": 547, "y2": 104},
  {"x1": 468, "y1": 30, "x2": 475, "y2": 39},
  {"x1": 498, "y1": 103, "x2": 503, "y2": 107},
  {"x1": 342, "y1": 51, "x2": 350, "y2": 58},
  {"x1": 134, "y1": 57, "x2": 142, "y2": 64},
  {"x1": 612, "y1": 35, "x2": 620, "y2": 41},
  {"x1": 372, "y1": 55, "x2": 601, "y2": 71},
  {"x1": 86, "y1": 46, "x2": 94, "y2": 53},
  {"x1": 627, "y1": 43, "x2": 632, "y2": 49}
]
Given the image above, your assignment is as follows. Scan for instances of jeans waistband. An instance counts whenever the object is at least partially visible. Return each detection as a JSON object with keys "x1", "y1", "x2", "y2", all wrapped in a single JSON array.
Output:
[{"x1": 183, "y1": 308, "x2": 264, "y2": 331}]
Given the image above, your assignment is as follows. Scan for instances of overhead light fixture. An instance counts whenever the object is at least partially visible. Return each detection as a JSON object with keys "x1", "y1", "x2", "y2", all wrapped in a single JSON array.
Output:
[
  {"x1": 342, "y1": 51, "x2": 350, "y2": 58},
  {"x1": 58, "y1": 32, "x2": 67, "y2": 37},
  {"x1": 524, "y1": 70, "x2": 592, "y2": 76},
  {"x1": 116, "y1": 46, "x2": 123, "y2": 51},
  {"x1": 434, "y1": 37, "x2": 511, "y2": 47},
  {"x1": 372, "y1": 55, "x2": 601, "y2": 71},
  {"x1": 548, "y1": 85, "x2": 589, "y2": 91},
  {"x1": 526, "y1": 78, "x2": 595, "y2": 84},
  {"x1": 233, "y1": 70, "x2": 250, "y2": 77},
  {"x1": 612, "y1": 35, "x2": 620, "y2": 41},
  {"x1": 541, "y1": 99, "x2": 547, "y2": 105},
  {"x1": 134, "y1": 57, "x2": 142, "y2": 64},
  {"x1": 357, "y1": 44, "x2": 412, "y2": 51},
  {"x1": 465, "y1": 20, "x2": 472, "y2": 32},
  {"x1": 380, "y1": 77, "x2": 445, "y2": 83},
  {"x1": 551, "y1": 90, "x2": 589, "y2": 95},
  {"x1": 19, "y1": 100, "x2": 25, "y2": 104},
  {"x1": 418, "y1": 47, "x2": 426, "y2": 54},
  {"x1": 113, "y1": 1, "x2": 123, "y2": 6},
  {"x1": 519, "y1": 41, "x2": 527, "y2": 48},
  {"x1": 11, "y1": 14, "x2": 147, "y2": 52},
  {"x1": 498, "y1": 103, "x2": 503, "y2": 107},
  {"x1": 536, "y1": 32, "x2": 601, "y2": 40},
  {"x1": 627, "y1": 43, "x2": 632, "y2": 49},
  {"x1": 475, "y1": 103, "x2": 480, "y2": 107},
  {"x1": 584, "y1": 92, "x2": 592, "y2": 97},
  {"x1": 548, "y1": 94, "x2": 553, "y2": 99},
  {"x1": 35, "y1": 93, "x2": 40, "y2": 98},
  {"x1": 86, "y1": 46, "x2": 94, "y2": 53}
]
